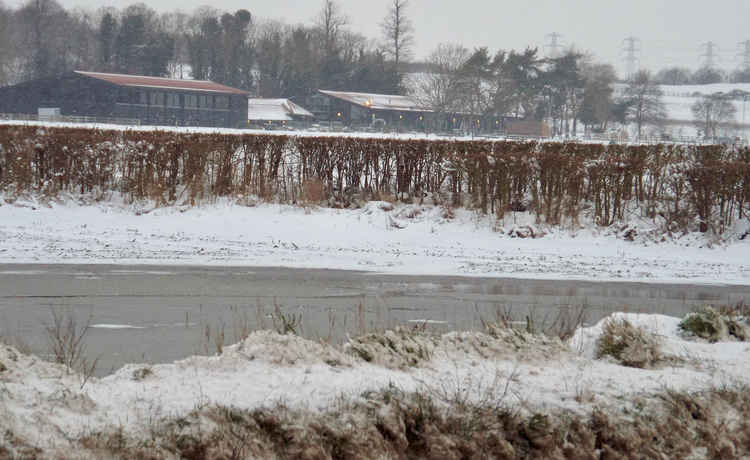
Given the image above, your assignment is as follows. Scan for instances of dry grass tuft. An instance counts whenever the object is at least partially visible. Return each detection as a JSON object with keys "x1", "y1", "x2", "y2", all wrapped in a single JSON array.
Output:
[
  {"x1": 64, "y1": 385, "x2": 750, "y2": 459},
  {"x1": 596, "y1": 318, "x2": 662, "y2": 368},
  {"x1": 301, "y1": 178, "x2": 325, "y2": 206},
  {"x1": 346, "y1": 327, "x2": 435, "y2": 369},
  {"x1": 680, "y1": 304, "x2": 750, "y2": 342}
]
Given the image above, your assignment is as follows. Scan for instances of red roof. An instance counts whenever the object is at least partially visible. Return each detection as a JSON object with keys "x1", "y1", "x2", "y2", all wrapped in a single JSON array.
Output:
[{"x1": 75, "y1": 71, "x2": 248, "y2": 95}]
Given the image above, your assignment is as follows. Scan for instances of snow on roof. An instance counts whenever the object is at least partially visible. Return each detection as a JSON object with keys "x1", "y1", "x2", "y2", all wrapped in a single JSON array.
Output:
[
  {"x1": 318, "y1": 90, "x2": 430, "y2": 113},
  {"x1": 247, "y1": 98, "x2": 314, "y2": 121},
  {"x1": 76, "y1": 71, "x2": 249, "y2": 95}
]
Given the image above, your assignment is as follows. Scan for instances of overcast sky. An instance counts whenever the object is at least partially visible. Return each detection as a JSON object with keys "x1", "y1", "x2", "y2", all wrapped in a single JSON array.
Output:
[{"x1": 39, "y1": 0, "x2": 750, "y2": 76}]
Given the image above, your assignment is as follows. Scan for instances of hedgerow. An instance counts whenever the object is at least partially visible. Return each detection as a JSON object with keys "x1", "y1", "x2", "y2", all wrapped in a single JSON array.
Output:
[{"x1": 1, "y1": 125, "x2": 748, "y2": 234}]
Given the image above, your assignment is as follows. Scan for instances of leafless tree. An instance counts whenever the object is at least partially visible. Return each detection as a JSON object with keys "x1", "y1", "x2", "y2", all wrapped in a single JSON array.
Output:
[
  {"x1": 160, "y1": 10, "x2": 190, "y2": 78},
  {"x1": 410, "y1": 43, "x2": 469, "y2": 116},
  {"x1": 655, "y1": 66, "x2": 692, "y2": 85},
  {"x1": 622, "y1": 69, "x2": 666, "y2": 141},
  {"x1": 691, "y1": 94, "x2": 737, "y2": 139},
  {"x1": 0, "y1": 0, "x2": 13, "y2": 85},
  {"x1": 380, "y1": 0, "x2": 414, "y2": 70},
  {"x1": 16, "y1": 0, "x2": 72, "y2": 79},
  {"x1": 315, "y1": 0, "x2": 348, "y2": 59},
  {"x1": 580, "y1": 62, "x2": 617, "y2": 133}
]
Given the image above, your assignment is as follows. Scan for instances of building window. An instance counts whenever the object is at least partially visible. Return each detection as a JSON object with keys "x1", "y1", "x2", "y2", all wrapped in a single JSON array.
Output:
[
  {"x1": 117, "y1": 88, "x2": 130, "y2": 103},
  {"x1": 198, "y1": 95, "x2": 208, "y2": 109},
  {"x1": 185, "y1": 94, "x2": 197, "y2": 108},
  {"x1": 215, "y1": 95, "x2": 228, "y2": 109},
  {"x1": 139, "y1": 91, "x2": 148, "y2": 105},
  {"x1": 166, "y1": 93, "x2": 181, "y2": 108},
  {"x1": 150, "y1": 92, "x2": 164, "y2": 106}
]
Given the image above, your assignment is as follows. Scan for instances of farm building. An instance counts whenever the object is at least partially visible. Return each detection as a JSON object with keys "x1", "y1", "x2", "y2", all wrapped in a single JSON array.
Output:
[
  {"x1": 0, "y1": 71, "x2": 249, "y2": 128},
  {"x1": 308, "y1": 90, "x2": 432, "y2": 132},
  {"x1": 308, "y1": 89, "x2": 546, "y2": 136},
  {"x1": 247, "y1": 98, "x2": 314, "y2": 129}
]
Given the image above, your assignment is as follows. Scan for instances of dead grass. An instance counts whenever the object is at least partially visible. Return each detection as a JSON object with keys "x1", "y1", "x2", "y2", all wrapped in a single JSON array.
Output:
[
  {"x1": 301, "y1": 178, "x2": 325, "y2": 206},
  {"x1": 346, "y1": 326, "x2": 435, "y2": 369},
  {"x1": 596, "y1": 317, "x2": 662, "y2": 368},
  {"x1": 680, "y1": 304, "x2": 750, "y2": 343},
  {"x1": 65, "y1": 385, "x2": 750, "y2": 459},
  {"x1": 44, "y1": 306, "x2": 99, "y2": 388}
]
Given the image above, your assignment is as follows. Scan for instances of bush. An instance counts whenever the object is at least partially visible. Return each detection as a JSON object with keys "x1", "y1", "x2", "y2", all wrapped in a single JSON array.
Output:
[
  {"x1": 595, "y1": 318, "x2": 662, "y2": 368},
  {"x1": 679, "y1": 307, "x2": 726, "y2": 342},
  {"x1": 679, "y1": 306, "x2": 750, "y2": 342}
]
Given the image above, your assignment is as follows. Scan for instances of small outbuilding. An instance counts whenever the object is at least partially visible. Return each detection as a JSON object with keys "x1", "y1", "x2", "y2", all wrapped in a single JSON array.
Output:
[
  {"x1": 247, "y1": 98, "x2": 314, "y2": 129},
  {"x1": 0, "y1": 71, "x2": 249, "y2": 128}
]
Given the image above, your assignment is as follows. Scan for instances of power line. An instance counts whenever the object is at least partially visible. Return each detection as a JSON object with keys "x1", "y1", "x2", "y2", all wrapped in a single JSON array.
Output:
[
  {"x1": 700, "y1": 41, "x2": 719, "y2": 68},
  {"x1": 622, "y1": 36, "x2": 641, "y2": 80},
  {"x1": 544, "y1": 32, "x2": 563, "y2": 59}
]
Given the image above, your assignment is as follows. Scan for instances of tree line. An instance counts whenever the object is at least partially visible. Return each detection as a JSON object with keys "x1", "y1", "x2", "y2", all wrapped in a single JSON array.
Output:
[
  {"x1": 0, "y1": 0, "x2": 414, "y2": 100},
  {"x1": 0, "y1": 0, "x2": 743, "y2": 139},
  {"x1": 655, "y1": 66, "x2": 750, "y2": 85}
]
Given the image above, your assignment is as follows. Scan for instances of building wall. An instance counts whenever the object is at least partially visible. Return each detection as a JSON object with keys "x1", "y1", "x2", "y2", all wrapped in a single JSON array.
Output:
[
  {"x1": 0, "y1": 74, "x2": 118, "y2": 117},
  {"x1": 0, "y1": 73, "x2": 248, "y2": 128}
]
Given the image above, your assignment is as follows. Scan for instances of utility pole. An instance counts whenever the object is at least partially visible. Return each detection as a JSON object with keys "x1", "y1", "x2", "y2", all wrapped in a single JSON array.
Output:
[
  {"x1": 622, "y1": 36, "x2": 641, "y2": 81},
  {"x1": 737, "y1": 40, "x2": 750, "y2": 71},
  {"x1": 545, "y1": 32, "x2": 563, "y2": 59},
  {"x1": 700, "y1": 41, "x2": 719, "y2": 68}
]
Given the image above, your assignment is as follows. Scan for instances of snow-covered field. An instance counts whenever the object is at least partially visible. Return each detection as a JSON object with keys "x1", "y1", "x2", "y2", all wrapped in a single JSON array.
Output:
[
  {"x1": 1, "y1": 194, "x2": 749, "y2": 455},
  {"x1": 1, "y1": 196, "x2": 749, "y2": 284},
  {"x1": 614, "y1": 82, "x2": 750, "y2": 138}
]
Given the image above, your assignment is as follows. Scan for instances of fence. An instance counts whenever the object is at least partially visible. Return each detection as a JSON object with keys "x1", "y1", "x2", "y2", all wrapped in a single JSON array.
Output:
[{"x1": 0, "y1": 113, "x2": 141, "y2": 126}]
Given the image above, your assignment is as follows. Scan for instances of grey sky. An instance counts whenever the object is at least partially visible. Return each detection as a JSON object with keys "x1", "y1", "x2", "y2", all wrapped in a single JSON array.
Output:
[{"x1": 42, "y1": 0, "x2": 750, "y2": 76}]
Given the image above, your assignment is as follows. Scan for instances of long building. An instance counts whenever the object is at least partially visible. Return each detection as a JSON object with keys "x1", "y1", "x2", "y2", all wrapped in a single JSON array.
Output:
[
  {"x1": 0, "y1": 71, "x2": 249, "y2": 128},
  {"x1": 308, "y1": 89, "x2": 547, "y2": 135}
]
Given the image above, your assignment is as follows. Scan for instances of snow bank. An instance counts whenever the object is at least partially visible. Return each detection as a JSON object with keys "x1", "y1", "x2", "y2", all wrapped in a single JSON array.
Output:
[{"x1": 2, "y1": 311, "x2": 750, "y2": 452}]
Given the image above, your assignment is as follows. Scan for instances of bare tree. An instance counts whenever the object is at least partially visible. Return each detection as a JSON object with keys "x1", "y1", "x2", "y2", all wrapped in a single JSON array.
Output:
[
  {"x1": 410, "y1": 43, "x2": 469, "y2": 129},
  {"x1": 380, "y1": 0, "x2": 414, "y2": 69},
  {"x1": 655, "y1": 66, "x2": 692, "y2": 85},
  {"x1": 17, "y1": 0, "x2": 71, "y2": 79},
  {"x1": 579, "y1": 62, "x2": 617, "y2": 133},
  {"x1": 621, "y1": 70, "x2": 666, "y2": 141},
  {"x1": 315, "y1": 0, "x2": 347, "y2": 59},
  {"x1": 314, "y1": 0, "x2": 349, "y2": 90},
  {"x1": 691, "y1": 94, "x2": 737, "y2": 139},
  {"x1": 0, "y1": 0, "x2": 13, "y2": 85}
]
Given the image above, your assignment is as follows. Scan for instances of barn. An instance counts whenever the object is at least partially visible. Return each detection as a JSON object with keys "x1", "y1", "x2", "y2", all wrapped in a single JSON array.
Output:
[
  {"x1": 0, "y1": 71, "x2": 249, "y2": 128},
  {"x1": 308, "y1": 90, "x2": 432, "y2": 132},
  {"x1": 308, "y1": 89, "x2": 539, "y2": 136}
]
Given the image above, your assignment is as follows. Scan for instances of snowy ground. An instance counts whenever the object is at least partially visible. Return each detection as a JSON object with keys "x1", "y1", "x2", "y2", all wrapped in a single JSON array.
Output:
[
  {"x1": 1, "y1": 312, "x2": 748, "y2": 453},
  {"x1": 1, "y1": 196, "x2": 749, "y2": 455},
  {"x1": 1, "y1": 196, "x2": 749, "y2": 284}
]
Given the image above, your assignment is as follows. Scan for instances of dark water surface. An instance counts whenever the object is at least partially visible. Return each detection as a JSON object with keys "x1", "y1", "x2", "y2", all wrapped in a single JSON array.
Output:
[{"x1": 0, "y1": 264, "x2": 747, "y2": 375}]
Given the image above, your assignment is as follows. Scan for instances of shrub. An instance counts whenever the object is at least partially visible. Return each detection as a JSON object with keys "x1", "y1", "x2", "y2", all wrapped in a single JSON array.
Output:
[
  {"x1": 679, "y1": 305, "x2": 750, "y2": 342},
  {"x1": 679, "y1": 307, "x2": 727, "y2": 342},
  {"x1": 596, "y1": 318, "x2": 662, "y2": 368}
]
